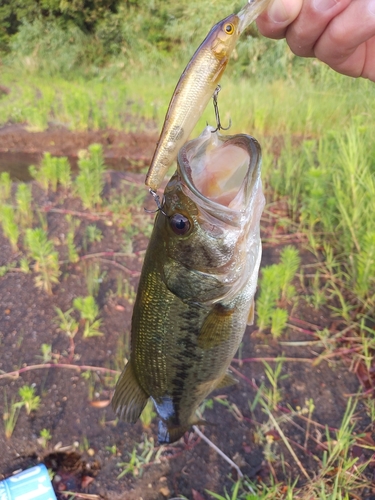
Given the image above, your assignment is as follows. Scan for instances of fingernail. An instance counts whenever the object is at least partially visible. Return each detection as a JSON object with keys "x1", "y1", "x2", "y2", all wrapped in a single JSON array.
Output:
[
  {"x1": 313, "y1": 0, "x2": 337, "y2": 12},
  {"x1": 268, "y1": 0, "x2": 289, "y2": 23}
]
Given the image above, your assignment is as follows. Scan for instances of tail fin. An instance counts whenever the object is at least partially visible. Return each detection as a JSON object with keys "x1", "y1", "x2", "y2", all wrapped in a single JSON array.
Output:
[
  {"x1": 158, "y1": 420, "x2": 189, "y2": 444},
  {"x1": 158, "y1": 418, "x2": 211, "y2": 444},
  {"x1": 112, "y1": 361, "x2": 149, "y2": 423}
]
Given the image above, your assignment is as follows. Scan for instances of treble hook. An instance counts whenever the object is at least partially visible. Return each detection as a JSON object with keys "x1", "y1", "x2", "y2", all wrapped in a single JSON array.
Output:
[
  {"x1": 144, "y1": 189, "x2": 167, "y2": 216},
  {"x1": 211, "y1": 85, "x2": 231, "y2": 133}
]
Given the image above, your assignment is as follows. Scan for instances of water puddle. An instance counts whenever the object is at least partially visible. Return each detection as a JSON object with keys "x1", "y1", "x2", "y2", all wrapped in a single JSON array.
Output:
[
  {"x1": 0, "y1": 124, "x2": 156, "y2": 181},
  {"x1": 0, "y1": 151, "x2": 148, "y2": 182}
]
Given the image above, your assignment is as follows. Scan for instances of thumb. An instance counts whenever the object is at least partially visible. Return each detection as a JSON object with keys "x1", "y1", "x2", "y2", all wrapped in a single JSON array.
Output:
[{"x1": 256, "y1": 0, "x2": 303, "y2": 39}]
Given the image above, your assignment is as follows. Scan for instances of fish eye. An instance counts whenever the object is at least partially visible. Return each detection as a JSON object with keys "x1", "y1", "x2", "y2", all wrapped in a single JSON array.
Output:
[
  {"x1": 225, "y1": 23, "x2": 234, "y2": 35},
  {"x1": 169, "y1": 213, "x2": 191, "y2": 236}
]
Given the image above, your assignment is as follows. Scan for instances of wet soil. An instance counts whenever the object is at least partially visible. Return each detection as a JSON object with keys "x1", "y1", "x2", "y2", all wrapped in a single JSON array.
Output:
[{"x1": 0, "y1": 126, "x2": 372, "y2": 499}]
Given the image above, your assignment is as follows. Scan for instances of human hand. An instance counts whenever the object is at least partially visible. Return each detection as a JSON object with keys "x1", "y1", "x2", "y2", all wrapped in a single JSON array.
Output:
[{"x1": 256, "y1": 0, "x2": 375, "y2": 81}]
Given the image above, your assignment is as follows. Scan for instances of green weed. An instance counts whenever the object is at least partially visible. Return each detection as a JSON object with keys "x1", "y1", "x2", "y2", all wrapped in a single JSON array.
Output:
[
  {"x1": 24, "y1": 228, "x2": 60, "y2": 294},
  {"x1": 73, "y1": 295, "x2": 103, "y2": 337},
  {"x1": 256, "y1": 246, "x2": 300, "y2": 336},
  {"x1": 0, "y1": 172, "x2": 12, "y2": 202},
  {"x1": 207, "y1": 481, "x2": 241, "y2": 500},
  {"x1": 2, "y1": 391, "x2": 22, "y2": 439},
  {"x1": 75, "y1": 144, "x2": 105, "y2": 209},
  {"x1": 82, "y1": 261, "x2": 106, "y2": 297},
  {"x1": 54, "y1": 307, "x2": 79, "y2": 340},
  {"x1": 66, "y1": 231, "x2": 79, "y2": 263},
  {"x1": 270, "y1": 308, "x2": 289, "y2": 339},
  {"x1": 19, "y1": 257, "x2": 30, "y2": 273},
  {"x1": 83, "y1": 224, "x2": 103, "y2": 251},
  {"x1": 15, "y1": 183, "x2": 33, "y2": 228},
  {"x1": 38, "y1": 428, "x2": 52, "y2": 449},
  {"x1": 64, "y1": 214, "x2": 80, "y2": 263},
  {"x1": 105, "y1": 444, "x2": 118, "y2": 456},
  {"x1": 117, "y1": 434, "x2": 163, "y2": 479},
  {"x1": 39, "y1": 343, "x2": 53, "y2": 363},
  {"x1": 0, "y1": 265, "x2": 8, "y2": 277},
  {"x1": 0, "y1": 260, "x2": 17, "y2": 277},
  {"x1": 304, "y1": 270, "x2": 328, "y2": 311},
  {"x1": 262, "y1": 360, "x2": 287, "y2": 411},
  {"x1": 116, "y1": 277, "x2": 136, "y2": 305},
  {"x1": 18, "y1": 385, "x2": 41, "y2": 415},
  {"x1": 30, "y1": 153, "x2": 71, "y2": 192},
  {"x1": 81, "y1": 371, "x2": 97, "y2": 401},
  {"x1": 0, "y1": 205, "x2": 19, "y2": 251}
]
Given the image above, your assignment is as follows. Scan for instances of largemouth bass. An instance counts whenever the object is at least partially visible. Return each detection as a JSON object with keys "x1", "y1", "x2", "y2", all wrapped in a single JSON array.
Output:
[
  {"x1": 113, "y1": 127, "x2": 265, "y2": 443},
  {"x1": 145, "y1": 0, "x2": 272, "y2": 191}
]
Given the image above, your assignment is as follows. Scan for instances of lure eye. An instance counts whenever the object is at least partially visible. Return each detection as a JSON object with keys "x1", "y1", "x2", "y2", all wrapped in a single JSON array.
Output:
[
  {"x1": 169, "y1": 213, "x2": 191, "y2": 235},
  {"x1": 225, "y1": 23, "x2": 234, "y2": 35}
]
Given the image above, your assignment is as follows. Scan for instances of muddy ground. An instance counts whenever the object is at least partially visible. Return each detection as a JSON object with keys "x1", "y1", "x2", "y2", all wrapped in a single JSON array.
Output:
[{"x1": 0, "y1": 125, "x2": 372, "y2": 499}]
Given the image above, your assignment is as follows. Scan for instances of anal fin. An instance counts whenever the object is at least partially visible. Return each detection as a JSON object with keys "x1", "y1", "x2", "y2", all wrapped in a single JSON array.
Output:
[{"x1": 112, "y1": 361, "x2": 149, "y2": 423}]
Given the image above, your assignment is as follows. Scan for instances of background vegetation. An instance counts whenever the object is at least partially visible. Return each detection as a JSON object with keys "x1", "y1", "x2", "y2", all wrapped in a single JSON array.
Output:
[{"x1": 0, "y1": 1, "x2": 374, "y2": 498}]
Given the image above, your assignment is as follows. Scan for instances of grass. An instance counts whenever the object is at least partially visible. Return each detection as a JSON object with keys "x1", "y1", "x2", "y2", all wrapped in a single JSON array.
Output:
[
  {"x1": 0, "y1": 204, "x2": 19, "y2": 251},
  {"x1": 30, "y1": 153, "x2": 71, "y2": 192},
  {"x1": 15, "y1": 183, "x2": 33, "y2": 228},
  {"x1": 75, "y1": 144, "x2": 106, "y2": 209},
  {"x1": 117, "y1": 434, "x2": 164, "y2": 479},
  {"x1": 24, "y1": 227, "x2": 60, "y2": 294},
  {"x1": 2, "y1": 392, "x2": 22, "y2": 439},
  {"x1": 73, "y1": 295, "x2": 103, "y2": 338},
  {"x1": 18, "y1": 384, "x2": 41, "y2": 415},
  {"x1": 38, "y1": 428, "x2": 52, "y2": 449},
  {"x1": 213, "y1": 357, "x2": 374, "y2": 500},
  {"x1": 0, "y1": 172, "x2": 12, "y2": 202},
  {"x1": 256, "y1": 246, "x2": 300, "y2": 336}
]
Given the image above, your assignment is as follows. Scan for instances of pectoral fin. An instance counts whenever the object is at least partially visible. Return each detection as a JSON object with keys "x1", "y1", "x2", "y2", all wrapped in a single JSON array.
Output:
[
  {"x1": 197, "y1": 304, "x2": 234, "y2": 350},
  {"x1": 112, "y1": 361, "x2": 149, "y2": 423},
  {"x1": 247, "y1": 299, "x2": 255, "y2": 325},
  {"x1": 214, "y1": 371, "x2": 238, "y2": 389}
]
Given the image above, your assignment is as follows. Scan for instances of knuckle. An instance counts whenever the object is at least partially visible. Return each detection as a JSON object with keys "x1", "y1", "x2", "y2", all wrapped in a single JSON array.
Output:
[
  {"x1": 326, "y1": 20, "x2": 347, "y2": 47},
  {"x1": 286, "y1": 26, "x2": 314, "y2": 56}
]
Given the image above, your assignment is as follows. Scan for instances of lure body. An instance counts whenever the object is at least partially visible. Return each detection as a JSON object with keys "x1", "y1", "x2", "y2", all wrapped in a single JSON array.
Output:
[
  {"x1": 145, "y1": 0, "x2": 272, "y2": 191},
  {"x1": 113, "y1": 127, "x2": 265, "y2": 443}
]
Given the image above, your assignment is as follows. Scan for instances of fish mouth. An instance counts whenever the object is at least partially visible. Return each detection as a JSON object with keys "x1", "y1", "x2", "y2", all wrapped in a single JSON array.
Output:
[
  {"x1": 237, "y1": 0, "x2": 273, "y2": 34},
  {"x1": 177, "y1": 126, "x2": 262, "y2": 225}
]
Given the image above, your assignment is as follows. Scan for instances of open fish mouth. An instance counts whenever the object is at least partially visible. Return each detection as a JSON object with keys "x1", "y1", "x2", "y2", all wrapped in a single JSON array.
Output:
[{"x1": 177, "y1": 126, "x2": 263, "y2": 226}]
